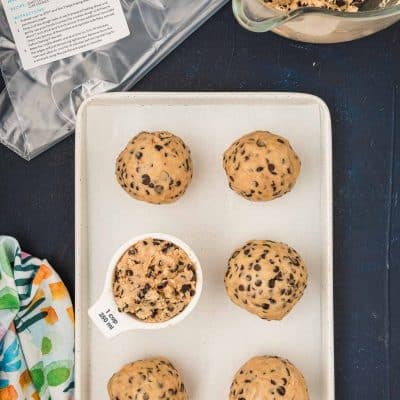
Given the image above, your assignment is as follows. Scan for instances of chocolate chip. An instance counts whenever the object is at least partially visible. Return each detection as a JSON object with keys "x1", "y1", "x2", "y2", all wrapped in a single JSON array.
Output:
[
  {"x1": 256, "y1": 166, "x2": 264, "y2": 172},
  {"x1": 162, "y1": 243, "x2": 173, "y2": 253},
  {"x1": 181, "y1": 284, "x2": 192, "y2": 294},
  {"x1": 277, "y1": 386, "x2": 286, "y2": 396},
  {"x1": 142, "y1": 174, "x2": 151, "y2": 185},
  {"x1": 254, "y1": 264, "x2": 261, "y2": 271},
  {"x1": 157, "y1": 281, "x2": 168, "y2": 289},
  {"x1": 155, "y1": 185, "x2": 164, "y2": 194},
  {"x1": 135, "y1": 152, "x2": 143, "y2": 159},
  {"x1": 268, "y1": 279, "x2": 275, "y2": 288},
  {"x1": 128, "y1": 247, "x2": 137, "y2": 255},
  {"x1": 231, "y1": 250, "x2": 240, "y2": 259},
  {"x1": 155, "y1": 145, "x2": 163, "y2": 151},
  {"x1": 256, "y1": 139, "x2": 266, "y2": 147},
  {"x1": 268, "y1": 164, "x2": 277, "y2": 174},
  {"x1": 290, "y1": 257, "x2": 300, "y2": 266},
  {"x1": 262, "y1": 303, "x2": 269, "y2": 310}
]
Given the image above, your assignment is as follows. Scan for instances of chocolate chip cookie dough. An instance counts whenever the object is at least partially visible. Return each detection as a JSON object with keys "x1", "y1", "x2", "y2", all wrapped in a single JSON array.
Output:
[
  {"x1": 264, "y1": 0, "x2": 363, "y2": 13},
  {"x1": 108, "y1": 358, "x2": 188, "y2": 400},
  {"x1": 113, "y1": 238, "x2": 196, "y2": 322},
  {"x1": 223, "y1": 131, "x2": 301, "y2": 201},
  {"x1": 229, "y1": 356, "x2": 309, "y2": 400},
  {"x1": 116, "y1": 131, "x2": 193, "y2": 204},
  {"x1": 224, "y1": 240, "x2": 308, "y2": 320}
]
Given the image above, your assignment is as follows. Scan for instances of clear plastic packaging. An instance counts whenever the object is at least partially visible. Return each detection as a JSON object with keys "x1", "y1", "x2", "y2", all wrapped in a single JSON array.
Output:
[{"x1": 0, "y1": 0, "x2": 227, "y2": 160}]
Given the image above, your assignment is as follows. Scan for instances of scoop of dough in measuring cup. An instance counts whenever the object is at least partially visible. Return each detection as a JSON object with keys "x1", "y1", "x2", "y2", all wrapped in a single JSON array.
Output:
[
  {"x1": 116, "y1": 131, "x2": 193, "y2": 204},
  {"x1": 223, "y1": 131, "x2": 301, "y2": 201},
  {"x1": 113, "y1": 238, "x2": 197, "y2": 322},
  {"x1": 229, "y1": 356, "x2": 309, "y2": 400},
  {"x1": 108, "y1": 357, "x2": 188, "y2": 400},
  {"x1": 224, "y1": 240, "x2": 308, "y2": 320}
]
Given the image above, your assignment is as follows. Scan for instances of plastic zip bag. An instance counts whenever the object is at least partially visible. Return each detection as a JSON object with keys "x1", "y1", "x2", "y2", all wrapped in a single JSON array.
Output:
[{"x1": 0, "y1": 0, "x2": 227, "y2": 160}]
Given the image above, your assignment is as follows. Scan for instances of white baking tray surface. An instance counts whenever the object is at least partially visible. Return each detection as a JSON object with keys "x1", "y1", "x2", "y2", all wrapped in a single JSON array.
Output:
[{"x1": 75, "y1": 92, "x2": 333, "y2": 400}]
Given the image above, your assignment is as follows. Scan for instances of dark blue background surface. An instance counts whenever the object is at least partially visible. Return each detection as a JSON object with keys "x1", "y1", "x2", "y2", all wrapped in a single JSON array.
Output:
[{"x1": 0, "y1": 4, "x2": 399, "y2": 398}]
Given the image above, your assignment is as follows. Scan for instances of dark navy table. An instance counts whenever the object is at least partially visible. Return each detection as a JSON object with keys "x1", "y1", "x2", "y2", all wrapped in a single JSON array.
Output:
[{"x1": 0, "y1": 4, "x2": 399, "y2": 399}]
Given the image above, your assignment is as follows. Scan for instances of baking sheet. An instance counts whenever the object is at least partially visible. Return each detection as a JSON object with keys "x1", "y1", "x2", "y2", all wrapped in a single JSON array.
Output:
[{"x1": 75, "y1": 92, "x2": 333, "y2": 400}]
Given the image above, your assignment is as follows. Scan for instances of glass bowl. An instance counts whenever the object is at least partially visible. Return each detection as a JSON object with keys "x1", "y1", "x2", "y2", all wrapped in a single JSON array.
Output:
[{"x1": 233, "y1": 0, "x2": 400, "y2": 42}]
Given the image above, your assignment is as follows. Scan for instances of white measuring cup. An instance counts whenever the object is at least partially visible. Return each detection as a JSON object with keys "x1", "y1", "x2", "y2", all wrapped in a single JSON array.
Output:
[{"x1": 88, "y1": 233, "x2": 203, "y2": 338}]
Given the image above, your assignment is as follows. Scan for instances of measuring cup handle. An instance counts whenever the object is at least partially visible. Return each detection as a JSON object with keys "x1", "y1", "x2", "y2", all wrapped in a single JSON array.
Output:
[{"x1": 88, "y1": 292, "x2": 126, "y2": 338}]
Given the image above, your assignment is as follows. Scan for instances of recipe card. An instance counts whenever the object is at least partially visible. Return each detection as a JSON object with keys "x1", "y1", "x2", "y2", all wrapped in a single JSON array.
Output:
[{"x1": 2, "y1": 0, "x2": 130, "y2": 70}]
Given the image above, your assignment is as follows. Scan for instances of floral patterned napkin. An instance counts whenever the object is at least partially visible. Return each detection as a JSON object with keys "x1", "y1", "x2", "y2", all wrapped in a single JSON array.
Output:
[{"x1": 0, "y1": 236, "x2": 74, "y2": 400}]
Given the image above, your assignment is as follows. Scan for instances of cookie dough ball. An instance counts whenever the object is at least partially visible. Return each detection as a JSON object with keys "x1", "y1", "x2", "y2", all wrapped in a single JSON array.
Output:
[
  {"x1": 113, "y1": 238, "x2": 197, "y2": 322},
  {"x1": 223, "y1": 131, "x2": 301, "y2": 201},
  {"x1": 224, "y1": 240, "x2": 307, "y2": 320},
  {"x1": 116, "y1": 131, "x2": 193, "y2": 204},
  {"x1": 108, "y1": 357, "x2": 188, "y2": 400},
  {"x1": 229, "y1": 356, "x2": 309, "y2": 400}
]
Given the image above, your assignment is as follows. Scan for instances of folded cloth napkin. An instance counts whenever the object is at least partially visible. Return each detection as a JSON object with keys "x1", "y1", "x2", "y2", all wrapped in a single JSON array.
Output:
[{"x1": 0, "y1": 236, "x2": 74, "y2": 400}]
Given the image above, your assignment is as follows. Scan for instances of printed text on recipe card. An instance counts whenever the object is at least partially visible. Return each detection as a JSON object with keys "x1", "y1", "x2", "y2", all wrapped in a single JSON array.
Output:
[{"x1": 1, "y1": 0, "x2": 130, "y2": 70}]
